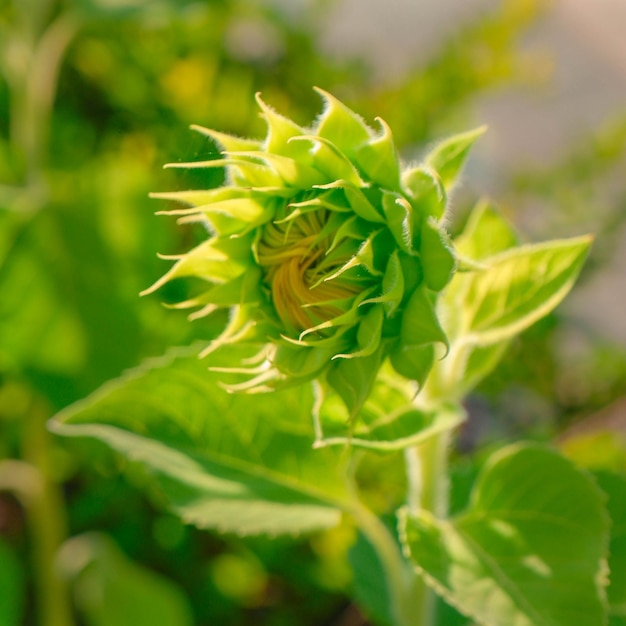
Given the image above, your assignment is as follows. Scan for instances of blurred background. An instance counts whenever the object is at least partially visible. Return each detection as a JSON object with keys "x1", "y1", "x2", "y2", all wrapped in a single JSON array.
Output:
[{"x1": 1, "y1": 0, "x2": 625, "y2": 624}]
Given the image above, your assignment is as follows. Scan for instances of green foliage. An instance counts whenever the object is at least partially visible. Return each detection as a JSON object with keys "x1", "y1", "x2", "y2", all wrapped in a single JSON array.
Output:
[
  {"x1": 50, "y1": 86, "x2": 605, "y2": 626},
  {"x1": 58, "y1": 533, "x2": 194, "y2": 626},
  {"x1": 52, "y1": 345, "x2": 348, "y2": 536},
  {"x1": 2, "y1": 0, "x2": 625, "y2": 625},
  {"x1": 144, "y1": 91, "x2": 464, "y2": 421},
  {"x1": 400, "y1": 445, "x2": 609, "y2": 626},
  {"x1": 449, "y1": 237, "x2": 591, "y2": 346},
  {"x1": 348, "y1": 530, "x2": 394, "y2": 626},
  {"x1": 595, "y1": 473, "x2": 626, "y2": 621},
  {"x1": 435, "y1": 204, "x2": 591, "y2": 399}
]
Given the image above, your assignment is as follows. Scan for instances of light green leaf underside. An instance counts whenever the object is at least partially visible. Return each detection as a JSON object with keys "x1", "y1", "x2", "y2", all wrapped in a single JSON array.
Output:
[
  {"x1": 50, "y1": 346, "x2": 349, "y2": 536},
  {"x1": 448, "y1": 236, "x2": 592, "y2": 346},
  {"x1": 58, "y1": 533, "x2": 193, "y2": 626},
  {"x1": 314, "y1": 365, "x2": 465, "y2": 451},
  {"x1": 400, "y1": 444, "x2": 609, "y2": 626}
]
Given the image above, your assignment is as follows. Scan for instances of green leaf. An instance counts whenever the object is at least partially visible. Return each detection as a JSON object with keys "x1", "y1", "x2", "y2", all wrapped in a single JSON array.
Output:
[
  {"x1": 458, "y1": 340, "x2": 511, "y2": 393},
  {"x1": 315, "y1": 400, "x2": 464, "y2": 452},
  {"x1": 401, "y1": 287, "x2": 448, "y2": 349},
  {"x1": 454, "y1": 236, "x2": 592, "y2": 346},
  {"x1": 400, "y1": 444, "x2": 609, "y2": 626},
  {"x1": 254, "y1": 93, "x2": 309, "y2": 160},
  {"x1": 339, "y1": 182, "x2": 386, "y2": 223},
  {"x1": 58, "y1": 533, "x2": 193, "y2": 626},
  {"x1": 326, "y1": 345, "x2": 384, "y2": 419},
  {"x1": 190, "y1": 126, "x2": 262, "y2": 153},
  {"x1": 313, "y1": 87, "x2": 371, "y2": 158},
  {"x1": 361, "y1": 251, "x2": 404, "y2": 317},
  {"x1": 382, "y1": 191, "x2": 413, "y2": 254},
  {"x1": 425, "y1": 126, "x2": 487, "y2": 193},
  {"x1": 315, "y1": 363, "x2": 465, "y2": 450},
  {"x1": 291, "y1": 134, "x2": 364, "y2": 185},
  {"x1": 389, "y1": 343, "x2": 435, "y2": 388},
  {"x1": 356, "y1": 117, "x2": 401, "y2": 189},
  {"x1": 0, "y1": 538, "x2": 23, "y2": 626},
  {"x1": 50, "y1": 346, "x2": 349, "y2": 536},
  {"x1": 348, "y1": 531, "x2": 394, "y2": 626},
  {"x1": 232, "y1": 150, "x2": 327, "y2": 188},
  {"x1": 420, "y1": 219, "x2": 456, "y2": 292},
  {"x1": 142, "y1": 235, "x2": 253, "y2": 295},
  {"x1": 595, "y1": 473, "x2": 626, "y2": 620},
  {"x1": 388, "y1": 285, "x2": 448, "y2": 385}
]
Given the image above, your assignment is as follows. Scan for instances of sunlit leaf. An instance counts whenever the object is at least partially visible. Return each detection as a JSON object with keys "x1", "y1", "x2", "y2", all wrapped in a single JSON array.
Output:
[
  {"x1": 400, "y1": 444, "x2": 609, "y2": 626},
  {"x1": 451, "y1": 236, "x2": 592, "y2": 346},
  {"x1": 313, "y1": 87, "x2": 371, "y2": 158},
  {"x1": 51, "y1": 346, "x2": 349, "y2": 535}
]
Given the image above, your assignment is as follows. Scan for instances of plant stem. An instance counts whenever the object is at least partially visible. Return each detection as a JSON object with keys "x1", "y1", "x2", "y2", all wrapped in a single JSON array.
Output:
[
  {"x1": 0, "y1": 394, "x2": 73, "y2": 626},
  {"x1": 402, "y1": 364, "x2": 454, "y2": 626},
  {"x1": 404, "y1": 428, "x2": 451, "y2": 626},
  {"x1": 348, "y1": 501, "x2": 420, "y2": 626}
]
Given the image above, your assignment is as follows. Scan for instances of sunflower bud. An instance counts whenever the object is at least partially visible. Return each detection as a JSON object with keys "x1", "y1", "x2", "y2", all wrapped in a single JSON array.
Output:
[{"x1": 146, "y1": 89, "x2": 482, "y2": 415}]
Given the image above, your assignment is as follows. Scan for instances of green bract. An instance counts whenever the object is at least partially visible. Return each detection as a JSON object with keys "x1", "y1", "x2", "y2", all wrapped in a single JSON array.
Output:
[{"x1": 146, "y1": 89, "x2": 481, "y2": 412}]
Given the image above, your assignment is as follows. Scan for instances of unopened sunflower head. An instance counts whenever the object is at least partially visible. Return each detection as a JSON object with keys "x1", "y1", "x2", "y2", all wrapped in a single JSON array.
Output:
[{"x1": 145, "y1": 88, "x2": 485, "y2": 414}]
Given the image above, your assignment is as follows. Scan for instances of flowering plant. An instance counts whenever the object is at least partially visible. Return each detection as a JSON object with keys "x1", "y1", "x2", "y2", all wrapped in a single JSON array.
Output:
[
  {"x1": 144, "y1": 89, "x2": 484, "y2": 415},
  {"x1": 54, "y1": 91, "x2": 614, "y2": 626}
]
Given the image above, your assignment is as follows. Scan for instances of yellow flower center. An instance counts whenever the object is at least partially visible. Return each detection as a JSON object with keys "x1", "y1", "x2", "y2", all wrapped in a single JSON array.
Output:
[{"x1": 257, "y1": 210, "x2": 360, "y2": 332}]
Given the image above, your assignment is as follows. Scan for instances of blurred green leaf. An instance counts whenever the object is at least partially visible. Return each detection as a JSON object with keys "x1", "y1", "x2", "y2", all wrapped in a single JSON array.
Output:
[
  {"x1": 454, "y1": 200, "x2": 518, "y2": 261},
  {"x1": 595, "y1": 473, "x2": 626, "y2": 621},
  {"x1": 457, "y1": 341, "x2": 511, "y2": 395},
  {"x1": 0, "y1": 212, "x2": 87, "y2": 378},
  {"x1": 0, "y1": 203, "x2": 148, "y2": 406},
  {"x1": 58, "y1": 532, "x2": 193, "y2": 626},
  {"x1": 448, "y1": 236, "x2": 592, "y2": 347},
  {"x1": 0, "y1": 538, "x2": 23, "y2": 626},
  {"x1": 562, "y1": 431, "x2": 626, "y2": 474},
  {"x1": 400, "y1": 444, "x2": 608, "y2": 626},
  {"x1": 348, "y1": 531, "x2": 393, "y2": 626},
  {"x1": 51, "y1": 345, "x2": 349, "y2": 535}
]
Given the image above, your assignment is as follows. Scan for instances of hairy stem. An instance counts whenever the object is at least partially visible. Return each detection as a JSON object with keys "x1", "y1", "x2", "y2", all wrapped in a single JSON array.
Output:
[
  {"x1": 405, "y1": 428, "x2": 451, "y2": 626},
  {"x1": 402, "y1": 367, "x2": 455, "y2": 626}
]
